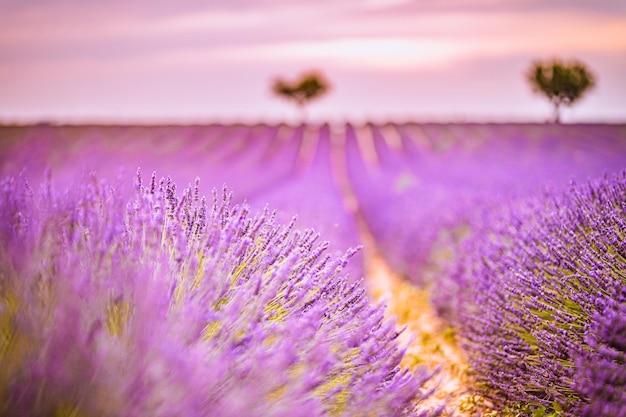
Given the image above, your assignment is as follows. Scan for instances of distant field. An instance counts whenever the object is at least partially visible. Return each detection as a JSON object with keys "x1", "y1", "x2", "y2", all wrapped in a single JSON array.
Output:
[{"x1": 2, "y1": 122, "x2": 625, "y2": 278}]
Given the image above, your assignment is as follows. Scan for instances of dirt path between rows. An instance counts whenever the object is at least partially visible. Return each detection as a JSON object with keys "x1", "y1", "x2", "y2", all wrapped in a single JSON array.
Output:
[{"x1": 364, "y1": 250, "x2": 478, "y2": 416}]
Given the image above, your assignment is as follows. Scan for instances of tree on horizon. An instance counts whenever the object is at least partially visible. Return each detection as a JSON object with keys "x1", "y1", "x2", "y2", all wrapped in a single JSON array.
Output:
[
  {"x1": 527, "y1": 58, "x2": 596, "y2": 123},
  {"x1": 271, "y1": 70, "x2": 331, "y2": 123}
]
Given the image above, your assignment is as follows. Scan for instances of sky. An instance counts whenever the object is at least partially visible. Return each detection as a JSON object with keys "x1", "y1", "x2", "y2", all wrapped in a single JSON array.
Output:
[{"x1": 1, "y1": 0, "x2": 625, "y2": 124}]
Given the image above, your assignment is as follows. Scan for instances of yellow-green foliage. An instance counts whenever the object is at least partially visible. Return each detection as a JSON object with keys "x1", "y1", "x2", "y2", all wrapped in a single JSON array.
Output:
[{"x1": 106, "y1": 299, "x2": 131, "y2": 337}]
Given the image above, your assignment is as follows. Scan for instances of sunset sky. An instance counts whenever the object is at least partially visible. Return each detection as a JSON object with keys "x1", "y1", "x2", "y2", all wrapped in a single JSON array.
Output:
[{"x1": 1, "y1": 0, "x2": 625, "y2": 124}]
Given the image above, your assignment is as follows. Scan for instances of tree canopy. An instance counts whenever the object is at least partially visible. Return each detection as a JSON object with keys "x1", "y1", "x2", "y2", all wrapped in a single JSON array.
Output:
[
  {"x1": 527, "y1": 59, "x2": 596, "y2": 123},
  {"x1": 271, "y1": 71, "x2": 331, "y2": 120}
]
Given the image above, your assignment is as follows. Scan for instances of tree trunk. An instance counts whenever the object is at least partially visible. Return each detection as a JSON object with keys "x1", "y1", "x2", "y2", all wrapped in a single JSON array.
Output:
[
  {"x1": 298, "y1": 103, "x2": 308, "y2": 126},
  {"x1": 553, "y1": 100, "x2": 561, "y2": 123}
]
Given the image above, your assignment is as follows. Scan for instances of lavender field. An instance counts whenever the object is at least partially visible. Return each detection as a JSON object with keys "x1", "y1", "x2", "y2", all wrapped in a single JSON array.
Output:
[{"x1": 1, "y1": 122, "x2": 625, "y2": 416}]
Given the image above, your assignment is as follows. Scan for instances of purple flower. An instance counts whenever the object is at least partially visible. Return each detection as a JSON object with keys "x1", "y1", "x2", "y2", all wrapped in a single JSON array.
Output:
[
  {"x1": 440, "y1": 173, "x2": 626, "y2": 416},
  {"x1": 344, "y1": 123, "x2": 626, "y2": 286},
  {"x1": 0, "y1": 123, "x2": 364, "y2": 282},
  {"x1": 0, "y1": 171, "x2": 440, "y2": 416},
  {"x1": 576, "y1": 303, "x2": 626, "y2": 417}
]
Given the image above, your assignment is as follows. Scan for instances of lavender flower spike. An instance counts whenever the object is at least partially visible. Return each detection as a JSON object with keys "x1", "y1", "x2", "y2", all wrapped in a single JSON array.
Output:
[
  {"x1": 0, "y1": 170, "x2": 441, "y2": 417},
  {"x1": 447, "y1": 172, "x2": 626, "y2": 416}
]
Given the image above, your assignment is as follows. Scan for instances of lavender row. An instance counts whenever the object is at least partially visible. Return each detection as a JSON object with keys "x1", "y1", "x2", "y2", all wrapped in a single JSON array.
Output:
[
  {"x1": 346, "y1": 123, "x2": 626, "y2": 285},
  {"x1": 0, "y1": 171, "x2": 442, "y2": 417},
  {"x1": 434, "y1": 173, "x2": 625, "y2": 416},
  {"x1": 2, "y1": 123, "x2": 625, "y2": 285},
  {"x1": 0, "y1": 123, "x2": 364, "y2": 280}
]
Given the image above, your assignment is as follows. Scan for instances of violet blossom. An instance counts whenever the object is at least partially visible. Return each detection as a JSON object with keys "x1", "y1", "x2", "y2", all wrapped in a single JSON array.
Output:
[
  {"x1": 345, "y1": 123, "x2": 626, "y2": 286},
  {"x1": 440, "y1": 172, "x2": 625, "y2": 416},
  {"x1": 0, "y1": 123, "x2": 364, "y2": 281},
  {"x1": 0, "y1": 170, "x2": 441, "y2": 417}
]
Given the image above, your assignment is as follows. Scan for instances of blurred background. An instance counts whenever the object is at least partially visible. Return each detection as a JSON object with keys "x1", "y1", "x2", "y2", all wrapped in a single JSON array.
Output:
[{"x1": 1, "y1": 0, "x2": 625, "y2": 125}]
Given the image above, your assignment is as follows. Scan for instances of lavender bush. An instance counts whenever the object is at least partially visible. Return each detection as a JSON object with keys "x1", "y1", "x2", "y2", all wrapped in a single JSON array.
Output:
[
  {"x1": 0, "y1": 170, "x2": 440, "y2": 417},
  {"x1": 248, "y1": 124, "x2": 364, "y2": 280},
  {"x1": 575, "y1": 302, "x2": 626, "y2": 417},
  {"x1": 0, "y1": 123, "x2": 365, "y2": 281},
  {"x1": 440, "y1": 173, "x2": 626, "y2": 416},
  {"x1": 345, "y1": 123, "x2": 626, "y2": 286}
]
